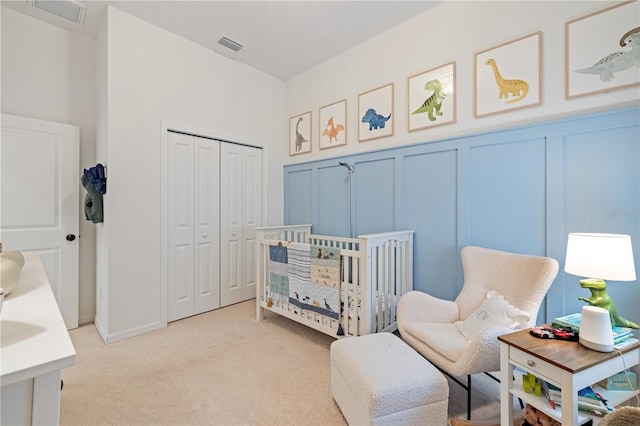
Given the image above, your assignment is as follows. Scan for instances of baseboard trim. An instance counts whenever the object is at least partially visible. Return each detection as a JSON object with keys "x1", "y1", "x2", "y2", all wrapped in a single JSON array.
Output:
[{"x1": 92, "y1": 317, "x2": 163, "y2": 344}]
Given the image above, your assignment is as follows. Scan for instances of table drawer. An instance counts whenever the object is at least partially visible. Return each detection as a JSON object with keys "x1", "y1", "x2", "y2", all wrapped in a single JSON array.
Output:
[{"x1": 510, "y1": 347, "x2": 559, "y2": 380}]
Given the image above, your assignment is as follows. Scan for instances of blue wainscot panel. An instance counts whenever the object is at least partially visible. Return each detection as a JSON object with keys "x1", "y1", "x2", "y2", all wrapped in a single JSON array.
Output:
[
  {"x1": 468, "y1": 137, "x2": 547, "y2": 256},
  {"x1": 285, "y1": 168, "x2": 314, "y2": 225},
  {"x1": 561, "y1": 127, "x2": 639, "y2": 320},
  {"x1": 316, "y1": 165, "x2": 350, "y2": 236},
  {"x1": 353, "y1": 157, "x2": 395, "y2": 236},
  {"x1": 403, "y1": 149, "x2": 459, "y2": 299}
]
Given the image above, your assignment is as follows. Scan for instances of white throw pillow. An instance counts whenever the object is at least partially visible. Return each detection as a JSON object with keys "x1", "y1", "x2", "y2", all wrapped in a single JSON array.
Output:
[{"x1": 455, "y1": 290, "x2": 530, "y2": 340}]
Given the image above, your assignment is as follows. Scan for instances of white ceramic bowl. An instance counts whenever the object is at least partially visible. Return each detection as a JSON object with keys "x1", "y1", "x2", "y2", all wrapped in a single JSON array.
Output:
[
  {"x1": 1, "y1": 250, "x2": 25, "y2": 269},
  {"x1": 0, "y1": 257, "x2": 21, "y2": 296}
]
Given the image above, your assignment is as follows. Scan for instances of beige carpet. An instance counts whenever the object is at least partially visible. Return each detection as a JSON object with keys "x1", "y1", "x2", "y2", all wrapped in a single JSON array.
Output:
[{"x1": 61, "y1": 300, "x2": 507, "y2": 425}]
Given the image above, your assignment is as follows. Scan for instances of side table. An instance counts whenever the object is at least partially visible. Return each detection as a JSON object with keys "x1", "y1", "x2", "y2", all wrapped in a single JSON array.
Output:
[{"x1": 499, "y1": 328, "x2": 639, "y2": 426}]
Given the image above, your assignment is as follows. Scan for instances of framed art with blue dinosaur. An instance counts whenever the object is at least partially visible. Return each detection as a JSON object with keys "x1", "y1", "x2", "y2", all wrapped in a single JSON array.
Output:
[
  {"x1": 289, "y1": 111, "x2": 312, "y2": 156},
  {"x1": 565, "y1": 0, "x2": 640, "y2": 100},
  {"x1": 358, "y1": 83, "x2": 394, "y2": 142},
  {"x1": 408, "y1": 61, "x2": 456, "y2": 132},
  {"x1": 319, "y1": 99, "x2": 347, "y2": 150},
  {"x1": 474, "y1": 32, "x2": 542, "y2": 118}
]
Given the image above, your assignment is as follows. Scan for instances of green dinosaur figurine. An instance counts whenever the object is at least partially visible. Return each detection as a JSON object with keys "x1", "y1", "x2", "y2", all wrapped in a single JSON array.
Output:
[{"x1": 578, "y1": 278, "x2": 639, "y2": 329}]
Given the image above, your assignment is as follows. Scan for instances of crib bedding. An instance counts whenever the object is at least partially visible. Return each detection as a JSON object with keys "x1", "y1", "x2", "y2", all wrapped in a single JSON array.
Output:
[
  {"x1": 268, "y1": 241, "x2": 341, "y2": 322},
  {"x1": 267, "y1": 240, "x2": 385, "y2": 333},
  {"x1": 256, "y1": 225, "x2": 414, "y2": 338}
]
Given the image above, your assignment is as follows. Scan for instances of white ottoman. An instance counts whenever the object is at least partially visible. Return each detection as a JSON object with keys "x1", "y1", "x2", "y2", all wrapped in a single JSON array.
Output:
[{"x1": 330, "y1": 332, "x2": 448, "y2": 426}]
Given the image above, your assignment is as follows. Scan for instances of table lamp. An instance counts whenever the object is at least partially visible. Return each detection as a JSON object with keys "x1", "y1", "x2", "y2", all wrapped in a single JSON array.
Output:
[{"x1": 565, "y1": 233, "x2": 639, "y2": 347}]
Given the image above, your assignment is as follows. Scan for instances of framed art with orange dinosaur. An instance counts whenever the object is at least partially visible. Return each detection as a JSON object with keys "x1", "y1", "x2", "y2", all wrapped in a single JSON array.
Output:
[
  {"x1": 319, "y1": 99, "x2": 347, "y2": 150},
  {"x1": 565, "y1": 1, "x2": 640, "y2": 100},
  {"x1": 474, "y1": 32, "x2": 542, "y2": 118},
  {"x1": 289, "y1": 111, "x2": 312, "y2": 156},
  {"x1": 358, "y1": 83, "x2": 394, "y2": 142},
  {"x1": 408, "y1": 61, "x2": 456, "y2": 132}
]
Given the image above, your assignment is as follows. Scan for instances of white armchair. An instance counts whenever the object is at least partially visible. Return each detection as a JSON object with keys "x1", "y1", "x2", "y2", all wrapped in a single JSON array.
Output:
[{"x1": 397, "y1": 246, "x2": 559, "y2": 419}]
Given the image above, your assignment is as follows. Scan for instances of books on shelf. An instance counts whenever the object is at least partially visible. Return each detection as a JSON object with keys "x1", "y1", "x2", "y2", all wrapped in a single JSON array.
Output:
[
  {"x1": 552, "y1": 313, "x2": 635, "y2": 343},
  {"x1": 545, "y1": 382, "x2": 613, "y2": 416},
  {"x1": 520, "y1": 371, "x2": 614, "y2": 415},
  {"x1": 598, "y1": 369, "x2": 638, "y2": 391}
]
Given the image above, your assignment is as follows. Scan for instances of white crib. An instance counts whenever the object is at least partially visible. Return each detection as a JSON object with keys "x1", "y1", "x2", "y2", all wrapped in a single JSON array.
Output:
[{"x1": 256, "y1": 225, "x2": 414, "y2": 338}]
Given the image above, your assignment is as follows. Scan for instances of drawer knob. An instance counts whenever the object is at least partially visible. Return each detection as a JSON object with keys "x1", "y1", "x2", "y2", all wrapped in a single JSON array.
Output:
[{"x1": 527, "y1": 360, "x2": 535, "y2": 367}]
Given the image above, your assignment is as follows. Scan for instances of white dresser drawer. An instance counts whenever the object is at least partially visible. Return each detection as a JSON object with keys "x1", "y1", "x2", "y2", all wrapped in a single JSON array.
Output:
[{"x1": 510, "y1": 346, "x2": 559, "y2": 381}]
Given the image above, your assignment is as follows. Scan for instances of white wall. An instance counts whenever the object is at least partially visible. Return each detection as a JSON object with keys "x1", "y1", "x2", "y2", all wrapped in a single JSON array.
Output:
[
  {"x1": 1, "y1": 6, "x2": 97, "y2": 325},
  {"x1": 285, "y1": 1, "x2": 639, "y2": 165},
  {"x1": 96, "y1": 7, "x2": 286, "y2": 341}
]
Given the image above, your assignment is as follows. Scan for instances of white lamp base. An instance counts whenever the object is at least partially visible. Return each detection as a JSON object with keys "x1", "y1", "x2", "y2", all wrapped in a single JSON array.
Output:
[
  {"x1": 579, "y1": 337, "x2": 614, "y2": 353},
  {"x1": 579, "y1": 306, "x2": 614, "y2": 353}
]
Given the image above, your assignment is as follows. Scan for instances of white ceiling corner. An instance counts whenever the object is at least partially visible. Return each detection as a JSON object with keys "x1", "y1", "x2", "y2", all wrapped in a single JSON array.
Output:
[{"x1": 1, "y1": 0, "x2": 442, "y2": 81}]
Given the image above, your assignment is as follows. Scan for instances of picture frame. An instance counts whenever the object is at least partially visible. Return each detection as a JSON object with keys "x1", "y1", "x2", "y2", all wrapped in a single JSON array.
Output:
[
  {"x1": 358, "y1": 83, "x2": 394, "y2": 142},
  {"x1": 289, "y1": 111, "x2": 312, "y2": 156},
  {"x1": 319, "y1": 99, "x2": 347, "y2": 150},
  {"x1": 474, "y1": 32, "x2": 542, "y2": 118},
  {"x1": 408, "y1": 61, "x2": 456, "y2": 132},
  {"x1": 565, "y1": 1, "x2": 640, "y2": 100}
]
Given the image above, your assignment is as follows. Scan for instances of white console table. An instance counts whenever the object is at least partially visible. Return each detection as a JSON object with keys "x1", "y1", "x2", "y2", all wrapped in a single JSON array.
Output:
[
  {"x1": 0, "y1": 254, "x2": 76, "y2": 425},
  {"x1": 499, "y1": 327, "x2": 640, "y2": 426}
]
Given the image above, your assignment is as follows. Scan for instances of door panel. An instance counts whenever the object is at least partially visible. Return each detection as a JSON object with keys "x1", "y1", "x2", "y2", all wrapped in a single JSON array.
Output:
[
  {"x1": 194, "y1": 138, "x2": 219, "y2": 314},
  {"x1": 220, "y1": 144, "x2": 262, "y2": 305},
  {"x1": 167, "y1": 132, "x2": 195, "y2": 321},
  {"x1": 167, "y1": 132, "x2": 220, "y2": 321},
  {"x1": 242, "y1": 146, "x2": 261, "y2": 300},
  {"x1": 220, "y1": 144, "x2": 243, "y2": 306},
  {"x1": 0, "y1": 114, "x2": 79, "y2": 329}
]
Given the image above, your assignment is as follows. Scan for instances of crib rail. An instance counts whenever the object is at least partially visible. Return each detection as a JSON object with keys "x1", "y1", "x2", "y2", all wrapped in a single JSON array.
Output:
[
  {"x1": 256, "y1": 224, "x2": 312, "y2": 243},
  {"x1": 256, "y1": 226, "x2": 414, "y2": 338},
  {"x1": 352, "y1": 231, "x2": 414, "y2": 336}
]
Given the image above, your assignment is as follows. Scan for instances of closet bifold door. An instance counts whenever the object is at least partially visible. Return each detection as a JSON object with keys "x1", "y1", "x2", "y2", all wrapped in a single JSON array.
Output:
[
  {"x1": 220, "y1": 143, "x2": 262, "y2": 307},
  {"x1": 167, "y1": 132, "x2": 220, "y2": 322}
]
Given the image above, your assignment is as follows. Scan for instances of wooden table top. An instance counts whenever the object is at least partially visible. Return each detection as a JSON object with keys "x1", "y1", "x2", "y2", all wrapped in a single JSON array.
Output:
[{"x1": 498, "y1": 327, "x2": 640, "y2": 374}]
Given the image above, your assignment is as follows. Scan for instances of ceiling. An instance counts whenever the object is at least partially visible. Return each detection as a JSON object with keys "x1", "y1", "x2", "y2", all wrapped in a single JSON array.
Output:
[{"x1": 2, "y1": 0, "x2": 442, "y2": 81}]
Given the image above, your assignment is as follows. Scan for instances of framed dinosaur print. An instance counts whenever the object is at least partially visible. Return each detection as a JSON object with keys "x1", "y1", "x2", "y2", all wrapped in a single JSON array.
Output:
[
  {"x1": 474, "y1": 32, "x2": 542, "y2": 118},
  {"x1": 565, "y1": 1, "x2": 640, "y2": 100},
  {"x1": 319, "y1": 99, "x2": 347, "y2": 150},
  {"x1": 289, "y1": 111, "x2": 312, "y2": 156},
  {"x1": 358, "y1": 83, "x2": 394, "y2": 142},
  {"x1": 408, "y1": 61, "x2": 456, "y2": 132}
]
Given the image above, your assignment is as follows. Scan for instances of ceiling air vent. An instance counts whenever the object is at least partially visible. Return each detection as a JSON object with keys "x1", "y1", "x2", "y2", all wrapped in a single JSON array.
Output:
[
  {"x1": 218, "y1": 36, "x2": 243, "y2": 52},
  {"x1": 30, "y1": 0, "x2": 87, "y2": 25}
]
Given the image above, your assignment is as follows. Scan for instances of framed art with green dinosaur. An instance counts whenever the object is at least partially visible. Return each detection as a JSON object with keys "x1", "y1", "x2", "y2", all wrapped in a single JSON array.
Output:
[
  {"x1": 408, "y1": 61, "x2": 456, "y2": 132},
  {"x1": 358, "y1": 83, "x2": 394, "y2": 142},
  {"x1": 474, "y1": 32, "x2": 542, "y2": 118},
  {"x1": 319, "y1": 99, "x2": 347, "y2": 150},
  {"x1": 289, "y1": 111, "x2": 312, "y2": 156},
  {"x1": 565, "y1": 1, "x2": 640, "y2": 100}
]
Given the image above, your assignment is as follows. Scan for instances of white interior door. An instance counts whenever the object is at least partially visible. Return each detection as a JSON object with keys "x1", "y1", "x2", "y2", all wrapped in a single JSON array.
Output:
[
  {"x1": 242, "y1": 146, "x2": 261, "y2": 300},
  {"x1": 220, "y1": 143, "x2": 243, "y2": 307},
  {"x1": 220, "y1": 143, "x2": 262, "y2": 306},
  {"x1": 193, "y1": 137, "x2": 220, "y2": 314},
  {"x1": 0, "y1": 114, "x2": 79, "y2": 329},
  {"x1": 167, "y1": 131, "x2": 220, "y2": 322},
  {"x1": 167, "y1": 131, "x2": 195, "y2": 322}
]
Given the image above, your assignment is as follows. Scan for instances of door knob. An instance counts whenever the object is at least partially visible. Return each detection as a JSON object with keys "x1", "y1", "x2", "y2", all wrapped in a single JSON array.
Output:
[
  {"x1": 66, "y1": 234, "x2": 76, "y2": 242},
  {"x1": 203, "y1": 234, "x2": 207, "y2": 238}
]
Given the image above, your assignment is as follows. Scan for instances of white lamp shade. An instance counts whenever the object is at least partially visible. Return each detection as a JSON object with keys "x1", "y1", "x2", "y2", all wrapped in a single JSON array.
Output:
[
  {"x1": 565, "y1": 233, "x2": 636, "y2": 281},
  {"x1": 579, "y1": 306, "x2": 614, "y2": 352}
]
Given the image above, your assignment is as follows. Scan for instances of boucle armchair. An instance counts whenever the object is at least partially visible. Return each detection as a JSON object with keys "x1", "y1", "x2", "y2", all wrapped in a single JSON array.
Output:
[{"x1": 397, "y1": 246, "x2": 559, "y2": 419}]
